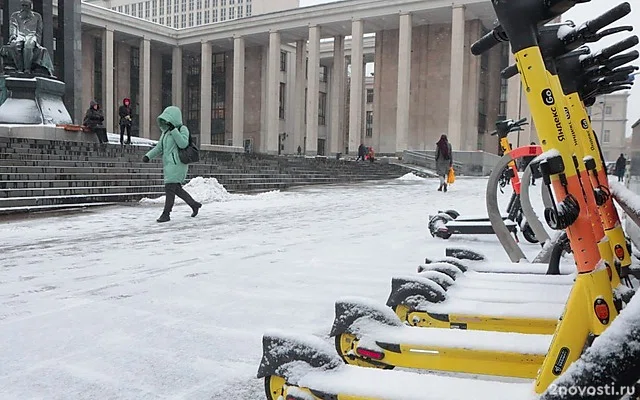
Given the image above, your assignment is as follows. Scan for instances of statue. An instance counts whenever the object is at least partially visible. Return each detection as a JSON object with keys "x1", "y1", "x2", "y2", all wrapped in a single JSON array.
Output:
[{"x1": 0, "y1": 0, "x2": 55, "y2": 77}]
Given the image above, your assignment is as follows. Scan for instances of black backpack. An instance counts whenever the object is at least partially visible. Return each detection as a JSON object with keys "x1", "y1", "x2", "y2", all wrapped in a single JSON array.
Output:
[{"x1": 178, "y1": 128, "x2": 200, "y2": 164}]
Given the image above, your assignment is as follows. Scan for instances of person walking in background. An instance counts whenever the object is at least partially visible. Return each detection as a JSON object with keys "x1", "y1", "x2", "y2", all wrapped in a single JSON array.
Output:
[
  {"x1": 118, "y1": 98, "x2": 133, "y2": 145},
  {"x1": 142, "y1": 106, "x2": 201, "y2": 223},
  {"x1": 83, "y1": 100, "x2": 108, "y2": 144},
  {"x1": 357, "y1": 143, "x2": 366, "y2": 161},
  {"x1": 368, "y1": 147, "x2": 375, "y2": 163},
  {"x1": 615, "y1": 153, "x2": 627, "y2": 182},
  {"x1": 435, "y1": 134, "x2": 453, "y2": 192}
]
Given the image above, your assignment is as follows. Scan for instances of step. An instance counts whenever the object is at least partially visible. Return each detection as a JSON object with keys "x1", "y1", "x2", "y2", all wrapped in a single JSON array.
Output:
[
  {"x1": 0, "y1": 202, "x2": 118, "y2": 216},
  {"x1": 0, "y1": 185, "x2": 165, "y2": 198},
  {"x1": 0, "y1": 191, "x2": 165, "y2": 208}
]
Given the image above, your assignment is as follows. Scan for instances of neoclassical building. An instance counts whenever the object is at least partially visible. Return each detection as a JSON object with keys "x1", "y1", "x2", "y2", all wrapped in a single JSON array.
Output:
[{"x1": 1, "y1": 0, "x2": 511, "y2": 156}]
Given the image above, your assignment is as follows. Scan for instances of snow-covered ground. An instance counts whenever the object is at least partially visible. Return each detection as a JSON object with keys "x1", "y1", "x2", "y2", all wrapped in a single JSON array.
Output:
[{"x1": 0, "y1": 174, "x2": 553, "y2": 399}]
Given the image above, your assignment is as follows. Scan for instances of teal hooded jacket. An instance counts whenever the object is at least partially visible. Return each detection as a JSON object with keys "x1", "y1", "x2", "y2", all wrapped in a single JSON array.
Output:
[{"x1": 145, "y1": 106, "x2": 190, "y2": 184}]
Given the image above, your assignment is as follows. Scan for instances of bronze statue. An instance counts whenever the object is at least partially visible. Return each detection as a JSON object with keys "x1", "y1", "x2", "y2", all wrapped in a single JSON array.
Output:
[{"x1": 0, "y1": 0, "x2": 54, "y2": 76}]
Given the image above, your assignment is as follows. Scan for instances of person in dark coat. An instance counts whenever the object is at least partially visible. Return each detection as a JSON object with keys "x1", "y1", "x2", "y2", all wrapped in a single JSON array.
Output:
[
  {"x1": 83, "y1": 100, "x2": 108, "y2": 144},
  {"x1": 118, "y1": 98, "x2": 133, "y2": 145},
  {"x1": 435, "y1": 134, "x2": 453, "y2": 192},
  {"x1": 143, "y1": 106, "x2": 201, "y2": 223},
  {"x1": 615, "y1": 153, "x2": 626, "y2": 182},
  {"x1": 357, "y1": 143, "x2": 366, "y2": 161}
]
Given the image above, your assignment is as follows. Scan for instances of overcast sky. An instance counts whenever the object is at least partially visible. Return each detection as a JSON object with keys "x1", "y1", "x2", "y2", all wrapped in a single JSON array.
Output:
[{"x1": 299, "y1": 0, "x2": 639, "y2": 135}]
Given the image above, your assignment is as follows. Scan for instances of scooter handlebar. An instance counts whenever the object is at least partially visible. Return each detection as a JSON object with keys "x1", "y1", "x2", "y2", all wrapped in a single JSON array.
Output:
[
  {"x1": 600, "y1": 35, "x2": 639, "y2": 60},
  {"x1": 501, "y1": 64, "x2": 519, "y2": 79},
  {"x1": 582, "y1": 2, "x2": 631, "y2": 35},
  {"x1": 471, "y1": 26, "x2": 508, "y2": 56},
  {"x1": 606, "y1": 50, "x2": 639, "y2": 70}
]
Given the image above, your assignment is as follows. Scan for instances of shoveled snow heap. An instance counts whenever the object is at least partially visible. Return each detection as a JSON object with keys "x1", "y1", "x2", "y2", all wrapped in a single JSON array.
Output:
[
  {"x1": 396, "y1": 172, "x2": 427, "y2": 181},
  {"x1": 139, "y1": 176, "x2": 281, "y2": 205}
]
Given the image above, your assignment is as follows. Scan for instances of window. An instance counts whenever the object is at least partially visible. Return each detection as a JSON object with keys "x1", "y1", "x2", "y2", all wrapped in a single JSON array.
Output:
[
  {"x1": 280, "y1": 51, "x2": 287, "y2": 72},
  {"x1": 366, "y1": 111, "x2": 373, "y2": 137},
  {"x1": 125, "y1": 4, "x2": 130, "y2": 14},
  {"x1": 189, "y1": 0, "x2": 194, "y2": 10},
  {"x1": 166, "y1": 0, "x2": 171, "y2": 10},
  {"x1": 603, "y1": 130, "x2": 611, "y2": 143},
  {"x1": 213, "y1": 0, "x2": 218, "y2": 7},
  {"x1": 117, "y1": 5, "x2": 123, "y2": 12},
  {"x1": 174, "y1": 15, "x2": 179, "y2": 27},
  {"x1": 498, "y1": 43, "x2": 509, "y2": 119},
  {"x1": 204, "y1": 10, "x2": 210, "y2": 23},
  {"x1": 246, "y1": 3, "x2": 251, "y2": 16},
  {"x1": 229, "y1": 6, "x2": 235, "y2": 19},
  {"x1": 279, "y1": 83, "x2": 286, "y2": 119},
  {"x1": 185, "y1": 55, "x2": 201, "y2": 139},
  {"x1": 145, "y1": 1, "x2": 150, "y2": 18},
  {"x1": 211, "y1": 53, "x2": 227, "y2": 145},
  {"x1": 204, "y1": 0, "x2": 210, "y2": 8},
  {"x1": 152, "y1": 0, "x2": 158, "y2": 16},
  {"x1": 221, "y1": 7, "x2": 226, "y2": 20},
  {"x1": 213, "y1": 9, "x2": 218, "y2": 22},
  {"x1": 160, "y1": 0, "x2": 164, "y2": 15},
  {"x1": 181, "y1": 14, "x2": 186, "y2": 28},
  {"x1": 129, "y1": 47, "x2": 141, "y2": 137},
  {"x1": 237, "y1": 5, "x2": 243, "y2": 18},
  {"x1": 366, "y1": 89, "x2": 373, "y2": 103},
  {"x1": 229, "y1": 0, "x2": 234, "y2": 4},
  {"x1": 197, "y1": 0, "x2": 202, "y2": 8},
  {"x1": 162, "y1": 54, "x2": 173, "y2": 110},
  {"x1": 167, "y1": 17, "x2": 172, "y2": 26},
  {"x1": 181, "y1": 0, "x2": 186, "y2": 12},
  {"x1": 189, "y1": 13, "x2": 194, "y2": 26},
  {"x1": 221, "y1": 0, "x2": 226, "y2": 6},
  {"x1": 197, "y1": 11, "x2": 202, "y2": 25},
  {"x1": 319, "y1": 65, "x2": 327, "y2": 82},
  {"x1": 138, "y1": 3, "x2": 143, "y2": 16},
  {"x1": 159, "y1": 16, "x2": 164, "y2": 24},
  {"x1": 174, "y1": 1, "x2": 179, "y2": 13},
  {"x1": 605, "y1": 106, "x2": 612, "y2": 115},
  {"x1": 318, "y1": 92, "x2": 327, "y2": 125}
]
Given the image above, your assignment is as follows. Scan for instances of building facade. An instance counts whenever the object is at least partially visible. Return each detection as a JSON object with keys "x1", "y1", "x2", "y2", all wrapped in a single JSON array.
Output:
[
  {"x1": 1, "y1": 0, "x2": 505, "y2": 156},
  {"x1": 84, "y1": 0, "x2": 299, "y2": 28},
  {"x1": 588, "y1": 93, "x2": 630, "y2": 162}
]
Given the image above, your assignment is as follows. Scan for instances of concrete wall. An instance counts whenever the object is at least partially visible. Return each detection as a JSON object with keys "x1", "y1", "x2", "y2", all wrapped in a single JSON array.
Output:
[
  {"x1": 252, "y1": 0, "x2": 300, "y2": 15},
  {"x1": 243, "y1": 46, "x2": 264, "y2": 152},
  {"x1": 81, "y1": 31, "x2": 97, "y2": 116},
  {"x1": 114, "y1": 42, "x2": 132, "y2": 130},
  {"x1": 149, "y1": 50, "x2": 164, "y2": 140}
]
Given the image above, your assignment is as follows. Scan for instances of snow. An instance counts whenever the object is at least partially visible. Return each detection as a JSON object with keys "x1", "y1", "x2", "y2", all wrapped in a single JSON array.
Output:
[
  {"x1": 396, "y1": 172, "x2": 426, "y2": 181},
  {"x1": 442, "y1": 284, "x2": 569, "y2": 304},
  {"x1": 355, "y1": 323, "x2": 552, "y2": 355},
  {"x1": 0, "y1": 176, "x2": 566, "y2": 399},
  {"x1": 297, "y1": 364, "x2": 537, "y2": 400},
  {"x1": 139, "y1": 176, "x2": 280, "y2": 205},
  {"x1": 106, "y1": 133, "x2": 158, "y2": 147},
  {"x1": 420, "y1": 296, "x2": 563, "y2": 319},
  {"x1": 611, "y1": 181, "x2": 640, "y2": 217}
]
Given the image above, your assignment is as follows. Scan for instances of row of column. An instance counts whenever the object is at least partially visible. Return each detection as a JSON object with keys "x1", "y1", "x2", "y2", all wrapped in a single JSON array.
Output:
[
  {"x1": 99, "y1": 5, "x2": 467, "y2": 152},
  {"x1": 101, "y1": 29, "x2": 157, "y2": 138}
]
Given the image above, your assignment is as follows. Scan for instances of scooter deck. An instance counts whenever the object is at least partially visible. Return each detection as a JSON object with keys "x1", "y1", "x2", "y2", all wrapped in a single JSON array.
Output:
[{"x1": 271, "y1": 365, "x2": 535, "y2": 400}]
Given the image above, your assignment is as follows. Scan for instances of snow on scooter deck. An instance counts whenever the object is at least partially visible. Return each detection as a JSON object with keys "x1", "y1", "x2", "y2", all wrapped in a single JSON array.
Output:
[
  {"x1": 420, "y1": 261, "x2": 576, "y2": 285},
  {"x1": 259, "y1": 332, "x2": 537, "y2": 400}
]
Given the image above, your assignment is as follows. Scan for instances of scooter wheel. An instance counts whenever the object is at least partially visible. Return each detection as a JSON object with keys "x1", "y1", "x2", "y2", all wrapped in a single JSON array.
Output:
[
  {"x1": 334, "y1": 334, "x2": 394, "y2": 370},
  {"x1": 522, "y1": 223, "x2": 538, "y2": 244},
  {"x1": 264, "y1": 376, "x2": 287, "y2": 400},
  {"x1": 428, "y1": 214, "x2": 453, "y2": 239}
]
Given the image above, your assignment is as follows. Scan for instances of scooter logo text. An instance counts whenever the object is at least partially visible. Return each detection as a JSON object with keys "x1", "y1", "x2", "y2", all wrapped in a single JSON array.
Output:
[
  {"x1": 542, "y1": 89, "x2": 555, "y2": 106},
  {"x1": 551, "y1": 107, "x2": 565, "y2": 142}
]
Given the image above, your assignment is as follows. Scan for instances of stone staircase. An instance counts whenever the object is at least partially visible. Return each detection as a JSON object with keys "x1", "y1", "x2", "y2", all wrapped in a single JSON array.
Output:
[{"x1": 0, "y1": 137, "x2": 410, "y2": 215}]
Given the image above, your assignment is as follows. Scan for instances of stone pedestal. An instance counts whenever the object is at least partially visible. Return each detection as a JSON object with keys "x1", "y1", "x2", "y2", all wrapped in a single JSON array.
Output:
[{"x1": 0, "y1": 76, "x2": 72, "y2": 125}]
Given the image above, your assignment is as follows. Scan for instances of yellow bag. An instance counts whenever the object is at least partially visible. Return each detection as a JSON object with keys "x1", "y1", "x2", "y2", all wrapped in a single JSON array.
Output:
[{"x1": 447, "y1": 167, "x2": 455, "y2": 184}]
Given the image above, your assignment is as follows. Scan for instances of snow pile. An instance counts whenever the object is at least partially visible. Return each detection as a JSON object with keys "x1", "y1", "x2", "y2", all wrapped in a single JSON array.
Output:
[
  {"x1": 396, "y1": 172, "x2": 426, "y2": 181},
  {"x1": 106, "y1": 133, "x2": 157, "y2": 147},
  {"x1": 139, "y1": 177, "x2": 233, "y2": 205}
]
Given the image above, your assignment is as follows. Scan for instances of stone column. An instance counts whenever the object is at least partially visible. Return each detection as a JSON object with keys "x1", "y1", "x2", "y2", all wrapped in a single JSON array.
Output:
[
  {"x1": 102, "y1": 28, "x2": 115, "y2": 133},
  {"x1": 447, "y1": 5, "x2": 465, "y2": 150},
  {"x1": 2, "y1": 0, "x2": 20, "y2": 43},
  {"x1": 58, "y1": 0, "x2": 83, "y2": 123},
  {"x1": 395, "y1": 13, "x2": 412, "y2": 155},
  {"x1": 266, "y1": 31, "x2": 281, "y2": 154},
  {"x1": 32, "y1": 0, "x2": 53, "y2": 54},
  {"x1": 305, "y1": 25, "x2": 321, "y2": 156},
  {"x1": 294, "y1": 39, "x2": 307, "y2": 153},
  {"x1": 349, "y1": 19, "x2": 364, "y2": 154},
  {"x1": 232, "y1": 36, "x2": 245, "y2": 148},
  {"x1": 139, "y1": 38, "x2": 151, "y2": 138},
  {"x1": 330, "y1": 35, "x2": 345, "y2": 156},
  {"x1": 171, "y1": 46, "x2": 183, "y2": 108},
  {"x1": 200, "y1": 41, "x2": 212, "y2": 145}
]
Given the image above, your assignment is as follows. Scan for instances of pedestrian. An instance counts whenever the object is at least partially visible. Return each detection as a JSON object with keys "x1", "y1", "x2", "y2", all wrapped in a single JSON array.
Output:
[
  {"x1": 83, "y1": 100, "x2": 108, "y2": 144},
  {"x1": 297, "y1": 145, "x2": 302, "y2": 155},
  {"x1": 368, "y1": 147, "x2": 375, "y2": 163},
  {"x1": 357, "y1": 143, "x2": 366, "y2": 161},
  {"x1": 615, "y1": 153, "x2": 626, "y2": 182},
  {"x1": 142, "y1": 106, "x2": 202, "y2": 223},
  {"x1": 435, "y1": 134, "x2": 453, "y2": 192},
  {"x1": 521, "y1": 142, "x2": 537, "y2": 186},
  {"x1": 118, "y1": 97, "x2": 133, "y2": 145}
]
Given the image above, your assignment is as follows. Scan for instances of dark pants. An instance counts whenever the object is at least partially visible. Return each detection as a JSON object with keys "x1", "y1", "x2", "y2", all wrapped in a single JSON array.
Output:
[
  {"x1": 162, "y1": 183, "x2": 198, "y2": 216},
  {"x1": 93, "y1": 126, "x2": 108, "y2": 143},
  {"x1": 618, "y1": 174, "x2": 624, "y2": 182},
  {"x1": 120, "y1": 124, "x2": 131, "y2": 144}
]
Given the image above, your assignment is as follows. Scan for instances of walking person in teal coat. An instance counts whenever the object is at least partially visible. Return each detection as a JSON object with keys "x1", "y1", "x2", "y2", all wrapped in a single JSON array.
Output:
[{"x1": 143, "y1": 106, "x2": 202, "y2": 223}]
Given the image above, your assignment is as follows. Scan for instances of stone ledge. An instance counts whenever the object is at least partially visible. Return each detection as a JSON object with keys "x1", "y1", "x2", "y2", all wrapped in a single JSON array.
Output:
[
  {"x1": 0, "y1": 125, "x2": 96, "y2": 143},
  {"x1": 200, "y1": 144, "x2": 245, "y2": 153}
]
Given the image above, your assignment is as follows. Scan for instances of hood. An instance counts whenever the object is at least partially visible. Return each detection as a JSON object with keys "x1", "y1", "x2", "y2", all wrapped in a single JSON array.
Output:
[
  {"x1": 89, "y1": 100, "x2": 99, "y2": 109},
  {"x1": 123, "y1": 98, "x2": 130, "y2": 106},
  {"x1": 157, "y1": 106, "x2": 183, "y2": 130}
]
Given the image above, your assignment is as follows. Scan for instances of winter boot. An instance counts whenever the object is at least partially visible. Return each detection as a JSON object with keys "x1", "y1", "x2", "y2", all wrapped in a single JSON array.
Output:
[
  {"x1": 156, "y1": 213, "x2": 170, "y2": 223},
  {"x1": 437, "y1": 184, "x2": 443, "y2": 191},
  {"x1": 191, "y1": 202, "x2": 202, "y2": 217},
  {"x1": 443, "y1": 183, "x2": 448, "y2": 193}
]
